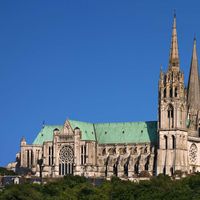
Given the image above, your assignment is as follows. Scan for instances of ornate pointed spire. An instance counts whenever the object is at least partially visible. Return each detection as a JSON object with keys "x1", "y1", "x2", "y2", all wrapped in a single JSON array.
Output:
[
  {"x1": 187, "y1": 38, "x2": 200, "y2": 110},
  {"x1": 169, "y1": 13, "x2": 180, "y2": 69}
]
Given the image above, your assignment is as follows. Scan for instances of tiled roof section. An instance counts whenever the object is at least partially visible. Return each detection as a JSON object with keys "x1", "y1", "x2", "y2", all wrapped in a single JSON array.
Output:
[
  {"x1": 32, "y1": 120, "x2": 158, "y2": 145},
  {"x1": 94, "y1": 121, "x2": 157, "y2": 144},
  {"x1": 33, "y1": 125, "x2": 63, "y2": 145},
  {"x1": 68, "y1": 120, "x2": 96, "y2": 141}
]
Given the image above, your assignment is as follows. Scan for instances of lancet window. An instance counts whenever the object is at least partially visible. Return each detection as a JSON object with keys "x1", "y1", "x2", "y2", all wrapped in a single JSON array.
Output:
[
  {"x1": 27, "y1": 149, "x2": 33, "y2": 168},
  {"x1": 167, "y1": 104, "x2": 174, "y2": 128},
  {"x1": 48, "y1": 146, "x2": 54, "y2": 166},
  {"x1": 81, "y1": 145, "x2": 87, "y2": 165}
]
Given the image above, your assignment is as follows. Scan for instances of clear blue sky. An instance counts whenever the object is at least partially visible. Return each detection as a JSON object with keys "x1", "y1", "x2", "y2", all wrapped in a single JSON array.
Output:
[{"x1": 0, "y1": 0, "x2": 200, "y2": 166}]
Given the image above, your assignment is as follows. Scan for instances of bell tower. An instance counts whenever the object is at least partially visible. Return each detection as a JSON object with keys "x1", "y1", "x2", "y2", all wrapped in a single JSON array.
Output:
[{"x1": 157, "y1": 14, "x2": 188, "y2": 176}]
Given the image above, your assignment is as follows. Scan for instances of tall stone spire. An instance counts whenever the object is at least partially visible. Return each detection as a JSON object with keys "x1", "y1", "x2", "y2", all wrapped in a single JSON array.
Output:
[
  {"x1": 169, "y1": 13, "x2": 180, "y2": 69},
  {"x1": 187, "y1": 38, "x2": 200, "y2": 110}
]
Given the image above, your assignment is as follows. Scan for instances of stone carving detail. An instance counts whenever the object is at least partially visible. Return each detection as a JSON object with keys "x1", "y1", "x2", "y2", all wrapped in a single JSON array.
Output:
[
  {"x1": 189, "y1": 143, "x2": 198, "y2": 164},
  {"x1": 59, "y1": 145, "x2": 74, "y2": 163}
]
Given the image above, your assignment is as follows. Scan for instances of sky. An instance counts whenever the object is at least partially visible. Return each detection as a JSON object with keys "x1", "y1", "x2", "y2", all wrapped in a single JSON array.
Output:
[{"x1": 0, "y1": 0, "x2": 200, "y2": 166}]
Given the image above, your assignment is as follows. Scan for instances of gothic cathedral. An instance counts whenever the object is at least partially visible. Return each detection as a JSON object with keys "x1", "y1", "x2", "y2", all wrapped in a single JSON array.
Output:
[{"x1": 9, "y1": 15, "x2": 200, "y2": 179}]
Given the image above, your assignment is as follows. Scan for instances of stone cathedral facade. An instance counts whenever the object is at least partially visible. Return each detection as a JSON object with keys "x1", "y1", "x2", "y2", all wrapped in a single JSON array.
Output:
[{"x1": 11, "y1": 15, "x2": 200, "y2": 179}]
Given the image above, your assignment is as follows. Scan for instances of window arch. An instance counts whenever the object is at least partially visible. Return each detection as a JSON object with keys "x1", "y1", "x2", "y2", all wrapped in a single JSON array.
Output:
[
  {"x1": 175, "y1": 87, "x2": 178, "y2": 97},
  {"x1": 168, "y1": 104, "x2": 174, "y2": 128},
  {"x1": 170, "y1": 88, "x2": 173, "y2": 98}
]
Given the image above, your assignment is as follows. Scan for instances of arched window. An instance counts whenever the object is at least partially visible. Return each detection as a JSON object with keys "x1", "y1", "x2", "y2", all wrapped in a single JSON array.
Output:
[
  {"x1": 81, "y1": 145, "x2": 87, "y2": 165},
  {"x1": 175, "y1": 87, "x2": 178, "y2": 97},
  {"x1": 27, "y1": 150, "x2": 33, "y2": 168},
  {"x1": 48, "y1": 146, "x2": 54, "y2": 166},
  {"x1": 170, "y1": 88, "x2": 173, "y2": 98},
  {"x1": 164, "y1": 135, "x2": 168, "y2": 149},
  {"x1": 164, "y1": 88, "x2": 166, "y2": 98},
  {"x1": 172, "y1": 135, "x2": 175, "y2": 149},
  {"x1": 168, "y1": 105, "x2": 174, "y2": 128}
]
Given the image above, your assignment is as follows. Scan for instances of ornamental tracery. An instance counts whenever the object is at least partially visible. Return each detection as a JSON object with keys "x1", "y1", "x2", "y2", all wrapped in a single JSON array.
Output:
[
  {"x1": 189, "y1": 143, "x2": 198, "y2": 164},
  {"x1": 59, "y1": 145, "x2": 74, "y2": 163}
]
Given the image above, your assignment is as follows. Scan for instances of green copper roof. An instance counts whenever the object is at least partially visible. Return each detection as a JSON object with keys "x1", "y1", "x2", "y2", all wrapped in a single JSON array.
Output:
[
  {"x1": 33, "y1": 125, "x2": 63, "y2": 145},
  {"x1": 32, "y1": 120, "x2": 157, "y2": 145},
  {"x1": 94, "y1": 121, "x2": 157, "y2": 144}
]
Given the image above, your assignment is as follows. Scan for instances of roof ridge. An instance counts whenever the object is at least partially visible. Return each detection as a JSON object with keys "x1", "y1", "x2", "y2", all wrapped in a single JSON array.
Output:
[
  {"x1": 69, "y1": 119, "x2": 157, "y2": 125},
  {"x1": 94, "y1": 120, "x2": 157, "y2": 125}
]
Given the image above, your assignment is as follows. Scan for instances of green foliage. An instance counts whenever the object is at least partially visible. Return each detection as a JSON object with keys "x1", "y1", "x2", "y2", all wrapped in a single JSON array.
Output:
[
  {"x1": 0, "y1": 167, "x2": 16, "y2": 175},
  {"x1": 2, "y1": 174, "x2": 200, "y2": 199},
  {"x1": 0, "y1": 184, "x2": 43, "y2": 200}
]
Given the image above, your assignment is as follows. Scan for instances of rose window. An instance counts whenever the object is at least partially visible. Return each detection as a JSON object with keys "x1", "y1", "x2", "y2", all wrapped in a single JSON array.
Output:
[
  {"x1": 189, "y1": 143, "x2": 198, "y2": 164},
  {"x1": 59, "y1": 145, "x2": 74, "y2": 163}
]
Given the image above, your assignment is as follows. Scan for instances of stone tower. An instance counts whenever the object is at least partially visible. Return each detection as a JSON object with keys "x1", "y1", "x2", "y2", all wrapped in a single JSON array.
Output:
[
  {"x1": 187, "y1": 38, "x2": 200, "y2": 137},
  {"x1": 157, "y1": 15, "x2": 188, "y2": 175}
]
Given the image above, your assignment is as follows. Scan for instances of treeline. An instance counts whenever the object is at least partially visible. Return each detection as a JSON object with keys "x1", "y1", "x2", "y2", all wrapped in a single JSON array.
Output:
[{"x1": 1, "y1": 174, "x2": 200, "y2": 200}]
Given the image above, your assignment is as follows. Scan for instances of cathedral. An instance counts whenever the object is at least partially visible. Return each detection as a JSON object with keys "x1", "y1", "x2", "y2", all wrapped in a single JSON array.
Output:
[{"x1": 12, "y1": 15, "x2": 200, "y2": 179}]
